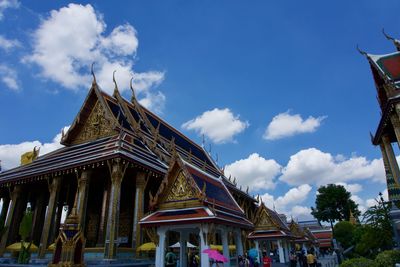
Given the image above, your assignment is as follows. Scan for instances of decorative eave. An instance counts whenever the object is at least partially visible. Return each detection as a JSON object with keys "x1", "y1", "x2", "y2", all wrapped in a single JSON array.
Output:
[{"x1": 371, "y1": 95, "x2": 400, "y2": 145}]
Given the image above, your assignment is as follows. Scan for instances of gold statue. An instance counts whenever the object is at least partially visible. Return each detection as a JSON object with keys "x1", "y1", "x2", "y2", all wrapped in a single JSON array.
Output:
[{"x1": 20, "y1": 147, "x2": 40, "y2": 165}]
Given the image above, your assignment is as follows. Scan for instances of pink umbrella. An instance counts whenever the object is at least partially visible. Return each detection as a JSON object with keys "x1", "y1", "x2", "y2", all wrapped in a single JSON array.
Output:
[{"x1": 202, "y1": 248, "x2": 228, "y2": 263}]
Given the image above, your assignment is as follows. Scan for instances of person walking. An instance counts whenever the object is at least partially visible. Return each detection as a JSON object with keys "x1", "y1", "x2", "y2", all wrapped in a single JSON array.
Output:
[
  {"x1": 306, "y1": 250, "x2": 316, "y2": 267},
  {"x1": 165, "y1": 249, "x2": 177, "y2": 267}
]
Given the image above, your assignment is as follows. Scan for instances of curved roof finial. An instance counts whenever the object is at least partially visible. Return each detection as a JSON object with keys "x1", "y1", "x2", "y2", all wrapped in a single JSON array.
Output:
[
  {"x1": 356, "y1": 44, "x2": 368, "y2": 57},
  {"x1": 91, "y1": 62, "x2": 97, "y2": 85},
  {"x1": 383, "y1": 28, "x2": 395, "y2": 41},
  {"x1": 113, "y1": 70, "x2": 119, "y2": 96},
  {"x1": 130, "y1": 76, "x2": 136, "y2": 102}
]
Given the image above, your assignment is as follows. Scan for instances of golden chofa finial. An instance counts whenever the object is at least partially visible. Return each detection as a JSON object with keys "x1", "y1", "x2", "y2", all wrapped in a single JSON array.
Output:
[
  {"x1": 383, "y1": 28, "x2": 395, "y2": 41},
  {"x1": 113, "y1": 70, "x2": 119, "y2": 96},
  {"x1": 130, "y1": 76, "x2": 137, "y2": 103},
  {"x1": 91, "y1": 62, "x2": 97, "y2": 85}
]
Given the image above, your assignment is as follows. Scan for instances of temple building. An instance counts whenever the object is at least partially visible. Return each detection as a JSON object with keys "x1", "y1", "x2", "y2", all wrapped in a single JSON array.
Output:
[
  {"x1": 361, "y1": 30, "x2": 400, "y2": 246},
  {"x1": 0, "y1": 74, "x2": 261, "y2": 266},
  {"x1": 0, "y1": 72, "x2": 317, "y2": 266}
]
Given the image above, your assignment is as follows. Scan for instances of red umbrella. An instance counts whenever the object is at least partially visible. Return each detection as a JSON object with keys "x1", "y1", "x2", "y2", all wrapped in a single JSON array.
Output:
[{"x1": 202, "y1": 248, "x2": 228, "y2": 263}]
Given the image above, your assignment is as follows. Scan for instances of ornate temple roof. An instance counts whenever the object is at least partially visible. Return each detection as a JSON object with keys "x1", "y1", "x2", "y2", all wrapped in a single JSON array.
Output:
[
  {"x1": 140, "y1": 156, "x2": 253, "y2": 229},
  {"x1": 248, "y1": 202, "x2": 292, "y2": 240}
]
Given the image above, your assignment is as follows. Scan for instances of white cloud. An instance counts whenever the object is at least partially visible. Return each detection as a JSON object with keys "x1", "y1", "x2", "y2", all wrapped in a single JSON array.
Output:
[
  {"x1": 290, "y1": 206, "x2": 313, "y2": 220},
  {"x1": 335, "y1": 182, "x2": 363, "y2": 194},
  {"x1": 264, "y1": 111, "x2": 326, "y2": 140},
  {"x1": 260, "y1": 184, "x2": 313, "y2": 220},
  {"x1": 0, "y1": 35, "x2": 20, "y2": 50},
  {"x1": 182, "y1": 108, "x2": 249, "y2": 144},
  {"x1": 280, "y1": 148, "x2": 386, "y2": 186},
  {"x1": 0, "y1": 0, "x2": 19, "y2": 20},
  {"x1": 139, "y1": 91, "x2": 166, "y2": 114},
  {"x1": 224, "y1": 153, "x2": 281, "y2": 191},
  {"x1": 0, "y1": 126, "x2": 68, "y2": 170},
  {"x1": 0, "y1": 64, "x2": 19, "y2": 90},
  {"x1": 24, "y1": 3, "x2": 164, "y2": 111}
]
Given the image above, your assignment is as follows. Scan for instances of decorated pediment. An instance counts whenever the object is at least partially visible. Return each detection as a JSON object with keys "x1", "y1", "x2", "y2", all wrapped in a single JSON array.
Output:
[
  {"x1": 165, "y1": 171, "x2": 197, "y2": 202},
  {"x1": 254, "y1": 204, "x2": 280, "y2": 231},
  {"x1": 71, "y1": 100, "x2": 115, "y2": 145},
  {"x1": 62, "y1": 84, "x2": 118, "y2": 146}
]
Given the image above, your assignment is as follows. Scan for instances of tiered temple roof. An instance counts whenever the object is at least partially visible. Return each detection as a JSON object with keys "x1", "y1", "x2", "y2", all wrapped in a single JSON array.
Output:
[
  {"x1": 248, "y1": 202, "x2": 292, "y2": 240},
  {"x1": 140, "y1": 156, "x2": 253, "y2": 228}
]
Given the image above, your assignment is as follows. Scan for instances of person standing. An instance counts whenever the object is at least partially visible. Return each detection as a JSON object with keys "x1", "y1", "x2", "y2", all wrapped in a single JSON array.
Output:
[
  {"x1": 289, "y1": 250, "x2": 297, "y2": 267},
  {"x1": 306, "y1": 250, "x2": 316, "y2": 267},
  {"x1": 166, "y1": 249, "x2": 177, "y2": 267}
]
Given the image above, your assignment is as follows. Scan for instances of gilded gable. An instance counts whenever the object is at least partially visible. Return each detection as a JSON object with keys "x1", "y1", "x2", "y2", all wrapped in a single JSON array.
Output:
[
  {"x1": 165, "y1": 171, "x2": 196, "y2": 202},
  {"x1": 72, "y1": 101, "x2": 115, "y2": 145},
  {"x1": 255, "y1": 209, "x2": 277, "y2": 230}
]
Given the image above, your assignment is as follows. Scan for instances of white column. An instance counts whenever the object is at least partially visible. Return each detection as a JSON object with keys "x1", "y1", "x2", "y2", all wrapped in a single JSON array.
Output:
[
  {"x1": 278, "y1": 240, "x2": 285, "y2": 263},
  {"x1": 284, "y1": 241, "x2": 289, "y2": 262},
  {"x1": 156, "y1": 228, "x2": 166, "y2": 267},
  {"x1": 302, "y1": 243, "x2": 307, "y2": 253},
  {"x1": 255, "y1": 240, "x2": 260, "y2": 261},
  {"x1": 180, "y1": 231, "x2": 188, "y2": 267},
  {"x1": 221, "y1": 228, "x2": 230, "y2": 267},
  {"x1": 199, "y1": 226, "x2": 209, "y2": 267},
  {"x1": 234, "y1": 229, "x2": 244, "y2": 256}
]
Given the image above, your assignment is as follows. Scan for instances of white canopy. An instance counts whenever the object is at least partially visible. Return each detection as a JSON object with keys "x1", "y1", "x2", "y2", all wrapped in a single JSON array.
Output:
[{"x1": 169, "y1": 241, "x2": 196, "y2": 248}]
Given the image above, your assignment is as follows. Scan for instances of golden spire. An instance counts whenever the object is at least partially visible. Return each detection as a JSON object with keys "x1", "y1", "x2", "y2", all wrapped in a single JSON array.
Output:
[{"x1": 349, "y1": 210, "x2": 357, "y2": 225}]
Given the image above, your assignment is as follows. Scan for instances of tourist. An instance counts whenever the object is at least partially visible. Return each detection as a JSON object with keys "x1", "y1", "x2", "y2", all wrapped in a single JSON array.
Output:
[
  {"x1": 289, "y1": 250, "x2": 297, "y2": 267},
  {"x1": 165, "y1": 248, "x2": 177, "y2": 267},
  {"x1": 189, "y1": 253, "x2": 198, "y2": 267},
  {"x1": 238, "y1": 255, "x2": 245, "y2": 267},
  {"x1": 306, "y1": 250, "x2": 316, "y2": 267}
]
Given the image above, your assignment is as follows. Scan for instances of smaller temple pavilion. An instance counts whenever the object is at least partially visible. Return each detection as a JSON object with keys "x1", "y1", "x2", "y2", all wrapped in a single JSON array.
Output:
[
  {"x1": 247, "y1": 202, "x2": 292, "y2": 264},
  {"x1": 288, "y1": 220, "x2": 318, "y2": 253},
  {"x1": 140, "y1": 155, "x2": 253, "y2": 267}
]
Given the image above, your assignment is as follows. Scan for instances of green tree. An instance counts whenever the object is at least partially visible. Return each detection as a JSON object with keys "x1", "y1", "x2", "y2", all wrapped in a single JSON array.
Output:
[
  {"x1": 311, "y1": 184, "x2": 360, "y2": 230},
  {"x1": 17, "y1": 208, "x2": 33, "y2": 264},
  {"x1": 354, "y1": 193, "x2": 393, "y2": 258},
  {"x1": 334, "y1": 221, "x2": 355, "y2": 249}
]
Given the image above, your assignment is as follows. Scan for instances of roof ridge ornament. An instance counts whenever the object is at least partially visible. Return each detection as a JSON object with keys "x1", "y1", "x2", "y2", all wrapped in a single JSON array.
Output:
[
  {"x1": 113, "y1": 70, "x2": 119, "y2": 97},
  {"x1": 130, "y1": 76, "x2": 137, "y2": 103},
  {"x1": 382, "y1": 28, "x2": 400, "y2": 51},
  {"x1": 91, "y1": 62, "x2": 97, "y2": 86},
  {"x1": 356, "y1": 44, "x2": 368, "y2": 57}
]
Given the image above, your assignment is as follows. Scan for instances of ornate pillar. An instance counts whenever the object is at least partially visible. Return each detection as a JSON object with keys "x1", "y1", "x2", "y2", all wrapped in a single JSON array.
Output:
[
  {"x1": 77, "y1": 170, "x2": 91, "y2": 230},
  {"x1": 221, "y1": 228, "x2": 230, "y2": 267},
  {"x1": 0, "y1": 197, "x2": 10, "y2": 225},
  {"x1": 31, "y1": 194, "x2": 46, "y2": 245},
  {"x1": 155, "y1": 228, "x2": 166, "y2": 267},
  {"x1": 104, "y1": 159, "x2": 127, "y2": 259},
  {"x1": 132, "y1": 172, "x2": 147, "y2": 251},
  {"x1": 380, "y1": 141, "x2": 400, "y2": 201},
  {"x1": 0, "y1": 186, "x2": 21, "y2": 256},
  {"x1": 97, "y1": 189, "x2": 108, "y2": 246},
  {"x1": 38, "y1": 176, "x2": 61, "y2": 258},
  {"x1": 382, "y1": 135, "x2": 400, "y2": 185},
  {"x1": 52, "y1": 202, "x2": 64, "y2": 242}
]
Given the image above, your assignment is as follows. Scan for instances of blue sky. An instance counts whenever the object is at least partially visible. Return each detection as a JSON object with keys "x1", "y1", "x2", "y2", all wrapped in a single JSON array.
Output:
[{"x1": 0, "y1": 0, "x2": 399, "y2": 220}]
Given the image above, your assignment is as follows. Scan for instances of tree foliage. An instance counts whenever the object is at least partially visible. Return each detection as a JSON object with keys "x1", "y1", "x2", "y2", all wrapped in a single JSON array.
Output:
[
  {"x1": 334, "y1": 221, "x2": 355, "y2": 249},
  {"x1": 311, "y1": 184, "x2": 360, "y2": 228}
]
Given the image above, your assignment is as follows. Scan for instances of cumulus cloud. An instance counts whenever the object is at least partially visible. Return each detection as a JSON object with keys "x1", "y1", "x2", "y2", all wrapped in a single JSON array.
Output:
[
  {"x1": 0, "y1": 64, "x2": 19, "y2": 90},
  {"x1": 260, "y1": 184, "x2": 313, "y2": 220},
  {"x1": 0, "y1": 0, "x2": 19, "y2": 20},
  {"x1": 0, "y1": 35, "x2": 20, "y2": 50},
  {"x1": 280, "y1": 148, "x2": 385, "y2": 186},
  {"x1": 24, "y1": 3, "x2": 165, "y2": 111},
  {"x1": 225, "y1": 153, "x2": 281, "y2": 191},
  {"x1": 0, "y1": 126, "x2": 68, "y2": 170},
  {"x1": 335, "y1": 182, "x2": 363, "y2": 194},
  {"x1": 264, "y1": 111, "x2": 326, "y2": 140},
  {"x1": 182, "y1": 108, "x2": 249, "y2": 144}
]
